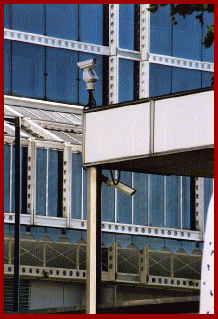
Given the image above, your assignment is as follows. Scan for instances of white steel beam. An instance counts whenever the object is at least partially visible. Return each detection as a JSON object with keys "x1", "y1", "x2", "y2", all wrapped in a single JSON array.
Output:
[
  {"x1": 27, "y1": 139, "x2": 36, "y2": 224},
  {"x1": 63, "y1": 144, "x2": 72, "y2": 228},
  {"x1": 4, "y1": 28, "x2": 109, "y2": 56},
  {"x1": 149, "y1": 53, "x2": 214, "y2": 73},
  {"x1": 140, "y1": 4, "x2": 150, "y2": 99},
  {"x1": 195, "y1": 177, "x2": 204, "y2": 233}
]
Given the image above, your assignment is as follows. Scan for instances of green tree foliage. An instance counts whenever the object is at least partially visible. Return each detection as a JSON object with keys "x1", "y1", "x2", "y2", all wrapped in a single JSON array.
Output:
[{"x1": 148, "y1": 4, "x2": 214, "y2": 48}]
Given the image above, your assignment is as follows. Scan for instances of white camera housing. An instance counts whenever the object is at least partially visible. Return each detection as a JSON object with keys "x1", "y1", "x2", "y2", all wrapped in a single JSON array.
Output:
[
  {"x1": 77, "y1": 59, "x2": 99, "y2": 90},
  {"x1": 102, "y1": 175, "x2": 136, "y2": 196}
]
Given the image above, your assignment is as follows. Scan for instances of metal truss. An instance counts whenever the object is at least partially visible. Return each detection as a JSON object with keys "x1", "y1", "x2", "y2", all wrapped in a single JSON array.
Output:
[{"x1": 4, "y1": 235, "x2": 201, "y2": 288}]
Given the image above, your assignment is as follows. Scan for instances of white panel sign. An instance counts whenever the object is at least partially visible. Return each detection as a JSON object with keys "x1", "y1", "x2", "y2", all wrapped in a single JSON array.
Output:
[
  {"x1": 84, "y1": 102, "x2": 150, "y2": 164},
  {"x1": 154, "y1": 91, "x2": 214, "y2": 153}
]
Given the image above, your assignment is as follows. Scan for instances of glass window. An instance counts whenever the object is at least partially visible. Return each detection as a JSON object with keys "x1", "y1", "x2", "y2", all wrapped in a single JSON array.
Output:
[
  {"x1": 119, "y1": 4, "x2": 135, "y2": 51},
  {"x1": 172, "y1": 68, "x2": 201, "y2": 93},
  {"x1": 102, "y1": 170, "x2": 115, "y2": 223},
  {"x1": 11, "y1": 4, "x2": 45, "y2": 35},
  {"x1": 173, "y1": 13, "x2": 202, "y2": 60},
  {"x1": 119, "y1": 58, "x2": 134, "y2": 103},
  {"x1": 36, "y1": 149, "x2": 47, "y2": 216},
  {"x1": 83, "y1": 169, "x2": 87, "y2": 220},
  {"x1": 181, "y1": 176, "x2": 191, "y2": 230},
  {"x1": 79, "y1": 4, "x2": 103, "y2": 45},
  {"x1": 46, "y1": 4, "x2": 78, "y2": 41},
  {"x1": 204, "y1": 178, "x2": 213, "y2": 229},
  {"x1": 202, "y1": 12, "x2": 214, "y2": 63},
  {"x1": 133, "y1": 173, "x2": 148, "y2": 226},
  {"x1": 166, "y1": 176, "x2": 180, "y2": 228},
  {"x1": 46, "y1": 47, "x2": 78, "y2": 104},
  {"x1": 149, "y1": 64, "x2": 172, "y2": 97},
  {"x1": 36, "y1": 149, "x2": 63, "y2": 217},
  {"x1": 71, "y1": 153, "x2": 82, "y2": 219},
  {"x1": 78, "y1": 53, "x2": 103, "y2": 106},
  {"x1": 4, "y1": 40, "x2": 12, "y2": 95},
  {"x1": 48, "y1": 150, "x2": 63, "y2": 217},
  {"x1": 4, "y1": 145, "x2": 27, "y2": 214},
  {"x1": 4, "y1": 145, "x2": 11, "y2": 213},
  {"x1": 149, "y1": 175, "x2": 164, "y2": 227},
  {"x1": 150, "y1": 5, "x2": 172, "y2": 56},
  {"x1": 117, "y1": 171, "x2": 132, "y2": 224},
  {"x1": 20, "y1": 147, "x2": 28, "y2": 214},
  {"x1": 4, "y1": 4, "x2": 11, "y2": 29},
  {"x1": 12, "y1": 42, "x2": 45, "y2": 99}
]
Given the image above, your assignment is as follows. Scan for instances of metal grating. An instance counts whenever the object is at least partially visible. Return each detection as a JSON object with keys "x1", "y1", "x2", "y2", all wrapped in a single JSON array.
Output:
[{"x1": 4, "y1": 278, "x2": 30, "y2": 313}]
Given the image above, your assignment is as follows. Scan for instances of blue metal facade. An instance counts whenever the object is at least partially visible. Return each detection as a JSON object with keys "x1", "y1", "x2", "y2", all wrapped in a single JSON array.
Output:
[{"x1": 4, "y1": 4, "x2": 214, "y2": 254}]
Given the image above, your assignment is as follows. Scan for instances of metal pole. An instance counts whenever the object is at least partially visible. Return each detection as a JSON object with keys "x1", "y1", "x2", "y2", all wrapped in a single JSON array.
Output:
[{"x1": 13, "y1": 116, "x2": 21, "y2": 312}]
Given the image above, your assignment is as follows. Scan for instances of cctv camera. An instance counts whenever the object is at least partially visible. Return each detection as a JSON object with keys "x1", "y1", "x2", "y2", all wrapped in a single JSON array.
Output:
[
  {"x1": 77, "y1": 58, "x2": 98, "y2": 70},
  {"x1": 102, "y1": 175, "x2": 136, "y2": 196},
  {"x1": 77, "y1": 59, "x2": 99, "y2": 90}
]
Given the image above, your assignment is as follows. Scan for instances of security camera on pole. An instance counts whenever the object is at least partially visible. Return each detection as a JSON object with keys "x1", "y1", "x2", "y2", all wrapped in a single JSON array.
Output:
[{"x1": 77, "y1": 59, "x2": 99, "y2": 109}]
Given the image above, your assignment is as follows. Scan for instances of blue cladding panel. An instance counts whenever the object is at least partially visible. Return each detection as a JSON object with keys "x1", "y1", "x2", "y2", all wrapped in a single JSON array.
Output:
[
  {"x1": 149, "y1": 175, "x2": 164, "y2": 227},
  {"x1": 102, "y1": 170, "x2": 115, "y2": 223},
  {"x1": 46, "y1": 4, "x2": 78, "y2": 40},
  {"x1": 202, "y1": 12, "x2": 214, "y2": 63},
  {"x1": 71, "y1": 153, "x2": 82, "y2": 219},
  {"x1": 79, "y1": 4, "x2": 103, "y2": 45},
  {"x1": 204, "y1": 178, "x2": 213, "y2": 229},
  {"x1": 12, "y1": 42, "x2": 45, "y2": 99},
  {"x1": 133, "y1": 173, "x2": 148, "y2": 226},
  {"x1": 79, "y1": 53, "x2": 103, "y2": 106},
  {"x1": 46, "y1": 48, "x2": 78, "y2": 104},
  {"x1": 4, "y1": 4, "x2": 11, "y2": 28},
  {"x1": 150, "y1": 5, "x2": 172, "y2": 56},
  {"x1": 119, "y1": 4, "x2": 134, "y2": 50},
  {"x1": 173, "y1": 14, "x2": 202, "y2": 60},
  {"x1": 149, "y1": 64, "x2": 171, "y2": 97},
  {"x1": 48, "y1": 150, "x2": 58, "y2": 217},
  {"x1": 11, "y1": 4, "x2": 45, "y2": 34},
  {"x1": 182, "y1": 177, "x2": 191, "y2": 229},
  {"x1": 202, "y1": 72, "x2": 214, "y2": 88},
  {"x1": 117, "y1": 172, "x2": 132, "y2": 224},
  {"x1": 36, "y1": 149, "x2": 47, "y2": 216},
  {"x1": 119, "y1": 59, "x2": 134, "y2": 103},
  {"x1": 4, "y1": 145, "x2": 10, "y2": 213},
  {"x1": 166, "y1": 176, "x2": 180, "y2": 228},
  {"x1": 172, "y1": 68, "x2": 201, "y2": 93},
  {"x1": 4, "y1": 40, "x2": 11, "y2": 95},
  {"x1": 83, "y1": 169, "x2": 87, "y2": 220}
]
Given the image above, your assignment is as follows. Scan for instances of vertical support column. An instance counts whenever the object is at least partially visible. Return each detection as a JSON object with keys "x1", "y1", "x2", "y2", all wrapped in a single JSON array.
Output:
[
  {"x1": 63, "y1": 144, "x2": 72, "y2": 227},
  {"x1": 108, "y1": 242, "x2": 117, "y2": 282},
  {"x1": 195, "y1": 177, "x2": 204, "y2": 237},
  {"x1": 140, "y1": 245, "x2": 149, "y2": 284},
  {"x1": 86, "y1": 166, "x2": 102, "y2": 314},
  {"x1": 27, "y1": 139, "x2": 36, "y2": 224},
  {"x1": 109, "y1": 4, "x2": 119, "y2": 105},
  {"x1": 13, "y1": 116, "x2": 20, "y2": 312},
  {"x1": 140, "y1": 4, "x2": 150, "y2": 99}
]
